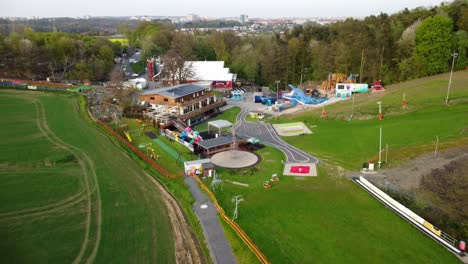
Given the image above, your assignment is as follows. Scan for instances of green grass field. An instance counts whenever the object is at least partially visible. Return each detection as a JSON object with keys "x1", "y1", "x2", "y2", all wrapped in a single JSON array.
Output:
[
  {"x1": 278, "y1": 71, "x2": 468, "y2": 169},
  {"x1": 0, "y1": 90, "x2": 175, "y2": 263},
  {"x1": 202, "y1": 72, "x2": 467, "y2": 263},
  {"x1": 207, "y1": 147, "x2": 459, "y2": 263}
]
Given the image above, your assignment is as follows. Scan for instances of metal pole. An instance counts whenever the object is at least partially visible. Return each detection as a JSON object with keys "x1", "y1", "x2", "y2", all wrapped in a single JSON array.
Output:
[
  {"x1": 275, "y1": 80, "x2": 280, "y2": 120},
  {"x1": 378, "y1": 126, "x2": 382, "y2": 168},
  {"x1": 385, "y1": 143, "x2": 388, "y2": 164},
  {"x1": 434, "y1": 136, "x2": 439, "y2": 157},
  {"x1": 445, "y1": 53, "x2": 458, "y2": 105},
  {"x1": 359, "y1": 49, "x2": 365, "y2": 83}
]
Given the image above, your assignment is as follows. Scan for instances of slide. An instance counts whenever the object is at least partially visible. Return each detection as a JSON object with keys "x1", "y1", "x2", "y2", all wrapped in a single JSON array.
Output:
[{"x1": 283, "y1": 84, "x2": 329, "y2": 105}]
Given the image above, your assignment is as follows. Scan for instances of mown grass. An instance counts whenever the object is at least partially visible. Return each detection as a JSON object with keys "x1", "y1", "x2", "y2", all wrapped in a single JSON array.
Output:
[
  {"x1": 205, "y1": 146, "x2": 459, "y2": 263},
  {"x1": 0, "y1": 90, "x2": 176, "y2": 263},
  {"x1": 276, "y1": 71, "x2": 468, "y2": 169}
]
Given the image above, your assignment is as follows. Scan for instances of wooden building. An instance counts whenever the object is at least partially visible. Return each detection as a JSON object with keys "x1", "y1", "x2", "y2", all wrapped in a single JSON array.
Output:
[{"x1": 140, "y1": 84, "x2": 226, "y2": 127}]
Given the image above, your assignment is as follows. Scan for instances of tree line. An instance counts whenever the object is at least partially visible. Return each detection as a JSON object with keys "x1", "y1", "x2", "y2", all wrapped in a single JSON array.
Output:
[
  {"x1": 0, "y1": 29, "x2": 121, "y2": 82},
  {"x1": 0, "y1": 0, "x2": 466, "y2": 85},
  {"x1": 129, "y1": 0, "x2": 467, "y2": 88}
]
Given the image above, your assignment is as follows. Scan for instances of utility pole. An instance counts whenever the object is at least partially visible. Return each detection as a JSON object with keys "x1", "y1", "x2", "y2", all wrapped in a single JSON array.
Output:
[
  {"x1": 379, "y1": 46, "x2": 385, "y2": 81},
  {"x1": 232, "y1": 195, "x2": 244, "y2": 220},
  {"x1": 377, "y1": 101, "x2": 383, "y2": 120},
  {"x1": 434, "y1": 136, "x2": 439, "y2": 157},
  {"x1": 445, "y1": 53, "x2": 458, "y2": 105},
  {"x1": 275, "y1": 80, "x2": 280, "y2": 120},
  {"x1": 359, "y1": 49, "x2": 365, "y2": 83},
  {"x1": 378, "y1": 126, "x2": 382, "y2": 168}
]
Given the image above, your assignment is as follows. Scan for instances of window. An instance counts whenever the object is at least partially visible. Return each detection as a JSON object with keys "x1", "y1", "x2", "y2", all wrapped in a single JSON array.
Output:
[
  {"x1": 164, "y1": 98, "x2": 168, "y2": 102},
  {"x1": 150, "y1": 97, "x2": 155, "y2": 100},
  {"x1": 337, "y1": 84, "x2": 345, "y2": 90}
]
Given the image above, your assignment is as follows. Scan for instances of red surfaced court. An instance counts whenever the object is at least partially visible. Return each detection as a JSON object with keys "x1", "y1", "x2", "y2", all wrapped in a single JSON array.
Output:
[{"x1": 290, "y1": 165, "x2": 310, "y2": 174}]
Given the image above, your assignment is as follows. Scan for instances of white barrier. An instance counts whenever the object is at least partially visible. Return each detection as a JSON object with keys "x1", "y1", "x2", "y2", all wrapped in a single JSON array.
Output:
[{"x1": 355, "y1": 176, "x2": 461, "y2": 255}]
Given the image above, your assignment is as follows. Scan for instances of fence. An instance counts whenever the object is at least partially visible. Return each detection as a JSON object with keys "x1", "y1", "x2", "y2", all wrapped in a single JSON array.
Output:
[
  {"x1": 191, "y1": 175, "x2": 270, "y2": 264},
  {"x1": 95, "y1": 119, "x2": 180, "y2": 179}
]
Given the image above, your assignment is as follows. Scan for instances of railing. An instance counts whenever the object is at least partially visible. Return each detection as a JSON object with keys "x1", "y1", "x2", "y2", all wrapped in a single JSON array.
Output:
[{"x1": 180, "y1": 100, "x2": 226, "y2": 121}]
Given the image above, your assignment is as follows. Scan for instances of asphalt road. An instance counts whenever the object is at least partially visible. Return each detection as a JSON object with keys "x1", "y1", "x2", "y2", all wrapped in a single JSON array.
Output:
[
  {"x1": 184, "y1": 176, "x2": 237, "y2": 264},
  {"x1": 232, "y1": 106, "x2": 319, "y2": 164}
]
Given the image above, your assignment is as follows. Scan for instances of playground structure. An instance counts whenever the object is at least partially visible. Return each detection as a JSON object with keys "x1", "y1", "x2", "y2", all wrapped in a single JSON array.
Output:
[
  {"x1": 253, "y1": 92, "x2": 279, "y2": 105},
  {"x1": 181, "y1": 127, "x2": 203, "y2": 144},
  {"x1": 146, "y1": 144, "x2": 160, "y2": 160},
  {"x1": 319, "y1": 73, "x2": 357, "y2": 91},
  {"x1": 231, "y1": 90, "x2": 245, "y2": 101},
  {"x1": 335, "y1": 83, "x2": 369, "y2": 98},
  {"x1": 277, "y1": 84, "x2": 329, "y2": 111},
  {"x1": 371, "y1": 80, "x2": 386, "y2": 92}
]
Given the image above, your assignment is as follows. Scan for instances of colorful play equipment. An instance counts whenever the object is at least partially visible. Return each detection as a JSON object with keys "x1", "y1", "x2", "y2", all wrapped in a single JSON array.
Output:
[
  {"x1": 231, "y1": 90, "x2": 245, "y2": 101},
  {"x1": 124, "y1": 131, "x2": 133, "y2": 142},
  {"x1": 371, "y1": 80, "x2": 386, "y2": 92},
  {"x1": 180, "y1": 127, "x2": 202, "y2": 144},
  {"x1": 335, "y1": 83, "x2": 369, "y2": 98},
  {"x1": 146, "y1": 145, "x2": 159, "y2": 160},
  {"x1": 270, "y1": 174, "x2": 279, "y2": 182},
  {"x1": 280, "y1": 84, "x2": 328, "y2": 110}
]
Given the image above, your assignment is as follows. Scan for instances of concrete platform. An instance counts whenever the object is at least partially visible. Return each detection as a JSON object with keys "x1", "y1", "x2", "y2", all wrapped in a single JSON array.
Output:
[
  {"x1": 283, "y1": 163, "x2": 317, "y2": 176},
  {"x1": 273, "y1": 122, "x2": 312, "y2": 136},
  {"x1": 211, "y1": 150, "x2": 260, "y2": 169}
]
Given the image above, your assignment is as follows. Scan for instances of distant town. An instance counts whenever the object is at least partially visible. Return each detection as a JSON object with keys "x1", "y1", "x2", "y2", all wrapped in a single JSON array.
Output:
[{"x1": 1, "y1": 14, "x2": 345, "y2": 34}]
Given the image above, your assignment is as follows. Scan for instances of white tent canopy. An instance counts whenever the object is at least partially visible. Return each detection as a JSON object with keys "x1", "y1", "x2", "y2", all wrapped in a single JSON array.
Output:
[{"x1": 208, "y1": 120, "x2": 233, "y2": 135}]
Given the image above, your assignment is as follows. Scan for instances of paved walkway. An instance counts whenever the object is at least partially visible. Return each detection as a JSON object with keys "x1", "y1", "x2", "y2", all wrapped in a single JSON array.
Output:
[
  {"x1": 184, "y1": 176, "x2": 237, "y2": 264},
  {"x1": 232, "y1": 105, "x2": 319, "y2": 164}
]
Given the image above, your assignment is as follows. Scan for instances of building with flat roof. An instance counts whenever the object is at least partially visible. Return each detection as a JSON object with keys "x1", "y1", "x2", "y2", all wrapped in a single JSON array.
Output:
[
  {"x1": 185, "y1": 61, "x2": 236, "y2": 88},
  {"x1": 140, "y1": 84, "x2": 226, "y2": 127}
]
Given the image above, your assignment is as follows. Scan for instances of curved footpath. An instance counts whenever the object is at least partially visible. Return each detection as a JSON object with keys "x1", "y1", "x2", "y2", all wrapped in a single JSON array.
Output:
[
  {"x1": 184, "y1": 176, "x2": 237, "y2": 264},
  {"x1": 232, "y1": 103, "x2": 319, "y2": 164}
]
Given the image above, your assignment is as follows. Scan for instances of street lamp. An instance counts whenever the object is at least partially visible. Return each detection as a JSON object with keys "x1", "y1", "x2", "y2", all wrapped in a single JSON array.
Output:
[
  {"x1": 445, "y1": 52, "x2": 458, "y2": 105},
  {"x1": 275, "y1": 80, "x2": 280, "y2": 120}
]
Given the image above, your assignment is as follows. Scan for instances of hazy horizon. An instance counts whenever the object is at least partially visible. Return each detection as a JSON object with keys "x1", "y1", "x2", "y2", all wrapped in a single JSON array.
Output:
[{"x1": 1, "y1": 0, "x2": 444, "y2": 19}]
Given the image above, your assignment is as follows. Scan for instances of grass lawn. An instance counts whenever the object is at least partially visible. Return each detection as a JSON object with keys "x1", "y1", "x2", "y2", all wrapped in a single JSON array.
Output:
[
  {"x1": 276, "y1": 71, "x2": 468, "y2": 169},
  {"x1": 194, "y1": 107, "x2": 241, "y2": 132},
  {"x1": 118, "y1": 118, "x2": 196, "y2": 174},
  {"x1": 0, "y1": 90, "x2": 175, "y2": 263},
  {"x1": 205, "y1": 146, "x2": 459, "y2": 263}
]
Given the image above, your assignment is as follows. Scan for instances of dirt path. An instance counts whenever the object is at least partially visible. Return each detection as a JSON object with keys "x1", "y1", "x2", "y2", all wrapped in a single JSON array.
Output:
[
  {"x1": 145, "y1": 173, "x2": 204, "y2": 264},
  {"x1": 349, "y1": 146, "x2": 468, "y2": 191}
]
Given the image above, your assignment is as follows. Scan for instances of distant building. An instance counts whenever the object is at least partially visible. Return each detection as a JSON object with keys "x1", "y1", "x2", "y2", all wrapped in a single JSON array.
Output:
[
  {"x1": 240, "y1": 14, "x2": 249, "y2": 24},
  {"x1": 185, "y1": 61, "x2": 237, "y2": 89}
]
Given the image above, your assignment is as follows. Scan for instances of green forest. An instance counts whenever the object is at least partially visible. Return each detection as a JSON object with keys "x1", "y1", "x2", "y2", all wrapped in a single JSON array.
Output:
[{"x1": 0, "y1": 0, "x2": 466, "y2": 85}]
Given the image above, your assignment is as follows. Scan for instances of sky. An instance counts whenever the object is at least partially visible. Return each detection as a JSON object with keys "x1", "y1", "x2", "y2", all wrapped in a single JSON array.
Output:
[{"x1": 1, "y1": 0, "x2": 444, "y2": 18}]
